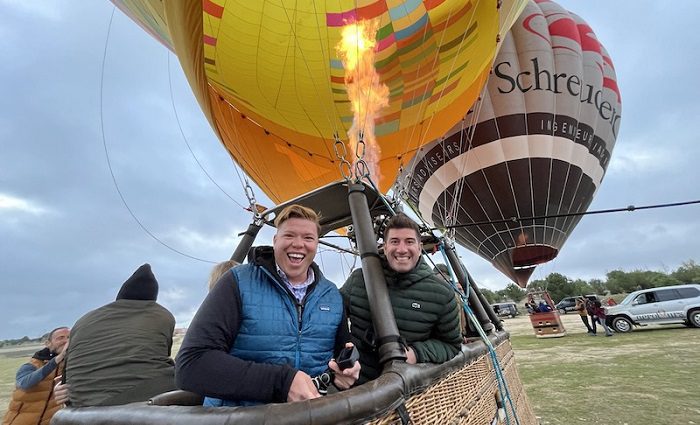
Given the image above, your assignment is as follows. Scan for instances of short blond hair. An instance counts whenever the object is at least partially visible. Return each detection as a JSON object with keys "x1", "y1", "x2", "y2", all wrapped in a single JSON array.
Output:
[
  {"x1": 274, "y1": 204, "x2": 321, "y2": 236},
  {"x1": 208, "y1": 260, "x2": 239, "y2": 292}
]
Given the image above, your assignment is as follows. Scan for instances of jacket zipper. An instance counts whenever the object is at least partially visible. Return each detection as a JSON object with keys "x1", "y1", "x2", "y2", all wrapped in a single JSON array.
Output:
[
  {"x1": 296, "y1": 303, "x2": 303, "y2": 368},
  {"x1": 260, "y1": 266, "x2": 317, "y2": 369}
]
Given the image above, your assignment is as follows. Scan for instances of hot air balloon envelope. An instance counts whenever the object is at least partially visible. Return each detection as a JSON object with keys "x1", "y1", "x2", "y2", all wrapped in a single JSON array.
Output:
[
  {"x1": 110, "y1": 0, "x2": 528, "y2": 203},
  {"x1": 402, "y1": 0, "x2": 622, "y2": 286}
]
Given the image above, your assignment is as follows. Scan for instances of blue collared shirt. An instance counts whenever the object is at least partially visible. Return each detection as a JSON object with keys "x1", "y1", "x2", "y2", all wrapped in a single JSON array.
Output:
[{"x1": 276, "y1": 265, "x2": 315, "y2": 303}]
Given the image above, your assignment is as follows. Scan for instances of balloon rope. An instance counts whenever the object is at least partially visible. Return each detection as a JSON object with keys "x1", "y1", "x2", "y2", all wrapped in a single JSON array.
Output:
[
  {"x1": 318, "y1": 240, "x2": 357, "y2": 256},
  {"x1": 100, "y1": 7, "x2": 215, "y2": 263},
  {"x1": 277, "y1": 3, "x2": 339, "y2": 159},
  {"x1": 394, "y1": 3, "x2": 482, "y2": 169},
  {"x1": 311, "y1": 0, "x2": 344, "y2": 137},
  {"x1": 434, "y1": 199, "x2": 700, "y2": 231},
  {"x1": 439, "y1": 88, "x2": 499, "y2": 257},
  {"x1": 391, "y1": 2, "x2": 454, "y2": 164},
  {"x1": 448, "y1": 88, "x2": 488, "y2": 233},
  {"x1": 551, "y1": 171, "x2": 586, "y2": 250},
  {"x1": 166, "y1": 54, "x2": 247, "y2": 210},
  {"x1": 426, "y1": 245, "x2": 521, "y2": 425},
  {"x1": 486, "y1": 80, "x2": 526, "y2": 254}
]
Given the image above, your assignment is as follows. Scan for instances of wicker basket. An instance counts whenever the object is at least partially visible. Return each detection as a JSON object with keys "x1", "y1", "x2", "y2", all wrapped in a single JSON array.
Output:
[
  {"x1": 369, "y1": 340, "x2": 537, "y2": 425},
  {"x1": 52, "y1": 336, "x2": 537, "y2": 425}
]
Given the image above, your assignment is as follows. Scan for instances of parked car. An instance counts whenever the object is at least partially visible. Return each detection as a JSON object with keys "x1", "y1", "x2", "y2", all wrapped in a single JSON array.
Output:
[
  {"x1": 491, "y1": 302, "x2": 519, "y2": 318},
  {"x1": 555, "y1": 295, "x2": 598, "y2": 314},
  {"x1": 605, "y1": 284, "x2": 700, "y2": 333}
]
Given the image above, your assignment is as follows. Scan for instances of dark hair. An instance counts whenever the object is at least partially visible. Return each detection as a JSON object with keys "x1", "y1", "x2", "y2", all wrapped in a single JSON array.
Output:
[
  {"x1": 47, "y1": 327, "x2": 69, "y2": 341},
  {"x1": 383, "y1": 213, "x2": 421, "y2": 241},
  {"x1": 274, "y1": 204, "x2": 321, "y2": 236}
]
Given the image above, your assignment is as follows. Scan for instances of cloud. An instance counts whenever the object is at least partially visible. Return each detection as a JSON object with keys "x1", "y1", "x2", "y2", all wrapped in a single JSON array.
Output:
[
  {"x1": 1, "y1": 0, "x2": 699, "y2": 341},
  {"x1": 159, "y1": 287, "x2": 187, "y2": 304},
  {"x1": 0, "y1": 0, "x2": 62, "y2": 21},
  {"x1": 608, "y1": 144, "x2": 674, "y2": 176},
  {"x1": 0, "y1": 193, "x2": 50, "y2": 216}
]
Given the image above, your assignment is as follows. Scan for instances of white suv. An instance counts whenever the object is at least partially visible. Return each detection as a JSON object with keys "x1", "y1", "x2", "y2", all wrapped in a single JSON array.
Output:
[{"x1": 606, "y1": 284, "x2": 700, "y2": 333}]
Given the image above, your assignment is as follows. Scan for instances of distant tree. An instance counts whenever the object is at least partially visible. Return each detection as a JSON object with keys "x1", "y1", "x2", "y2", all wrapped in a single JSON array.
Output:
[
  {"x1": 671, "y1": 260, "x2": 700, "y2": 283},
  {"x1": 480, "y1": 288, "x2": 497, "y2": 304},
  {"x1": 0, "y1": 335, "x2": 44, "y2": 346},
  {"x1": 490, "y1": 260, "x2": 699, "y2": 301},
  {"x1": 605, "y1": 270, "x2": 625, "y2": 294},
  {"x1": 500, "y1": 283, "x2": 526, "y2": 302},
  {"x1": 526, "y1": 279, "x2": 545, "y2": 292},
  {"x1": 527, "y1": 273, "x2": 572, "y2": 302},
  {"x1": 648, "y1": 271, "x2": 679, "y2": 287},
  {"x1": 588, "y1": 278, "x2": 607, "y2": 294},
  {"x1": 606, "y1": 270, "x2": 639, "y2": 293},
  {"x1": 570, "y1": 278, "x2": 594, "y2": 296},
  {"x1": 605, "y1": 269, "x2": 680, "y2": 294}
]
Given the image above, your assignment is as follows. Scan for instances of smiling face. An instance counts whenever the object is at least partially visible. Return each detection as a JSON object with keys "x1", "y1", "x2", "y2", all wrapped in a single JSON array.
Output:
[
  {"x1": 384, "y1": 227, "x2": 421, "y2": 273},
  {"x1": 46, "y1": 327, "x2": 70, "y2": 354},
  {"x1": 273, "y1": 217, "x2": 319, "y2": 284}
]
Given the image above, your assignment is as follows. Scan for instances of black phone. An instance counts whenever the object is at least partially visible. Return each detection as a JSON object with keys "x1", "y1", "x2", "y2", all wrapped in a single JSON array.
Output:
[{"x1": 336, "y1": 346, "x2": 359, "y2": 370}]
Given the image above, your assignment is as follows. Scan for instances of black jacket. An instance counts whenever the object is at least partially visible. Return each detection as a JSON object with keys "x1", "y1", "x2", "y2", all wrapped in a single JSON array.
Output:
[{"x1": 175, "y1": 247, "x2": 350, "y2": 403}]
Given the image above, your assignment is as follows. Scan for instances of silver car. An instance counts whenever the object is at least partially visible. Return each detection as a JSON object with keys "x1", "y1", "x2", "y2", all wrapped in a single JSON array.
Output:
[{"x1": 606, "y1": 284, "x2": 700, "y2": 333}]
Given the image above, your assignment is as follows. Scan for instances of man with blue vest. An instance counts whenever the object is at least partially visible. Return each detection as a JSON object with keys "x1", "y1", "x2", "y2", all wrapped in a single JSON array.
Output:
[{"x1": 176, "y1": 204, "x2": 360, "y2": 406}]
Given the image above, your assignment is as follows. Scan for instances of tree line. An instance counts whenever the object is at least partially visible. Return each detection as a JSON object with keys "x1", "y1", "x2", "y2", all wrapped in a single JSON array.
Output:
[
  {"x1": 0, "y1": 334, "x2": 46, "y2": 348},
  {"x1": 3, "y1": 261, "x2": 698, "y2": 345},
  {"x1": 479, "y1": 259, "x2": 700, "y2": 305}
]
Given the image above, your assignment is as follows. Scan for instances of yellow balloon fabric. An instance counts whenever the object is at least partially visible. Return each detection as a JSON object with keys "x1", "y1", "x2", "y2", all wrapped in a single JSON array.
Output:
[{"x1": 111, "y1": 0, "x2": 526, "y2": 203}]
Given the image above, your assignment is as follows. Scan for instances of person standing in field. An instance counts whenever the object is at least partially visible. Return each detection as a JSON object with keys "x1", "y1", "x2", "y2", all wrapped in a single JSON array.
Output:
[
  {"x1": 586, "y1": 298, "x2": 598, "y2": 335},
  {"x1": 593, "y1": 300, "x2": 614, "y2": 337},
  {"x1": 576, "y1": 297, "x2": 594, "y2": 334},
  {"x1": 2, "y1": 327, "x2": 69, "y2": 425}
]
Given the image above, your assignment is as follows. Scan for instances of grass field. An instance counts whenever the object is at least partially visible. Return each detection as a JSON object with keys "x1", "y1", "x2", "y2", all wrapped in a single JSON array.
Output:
[
  {"x1": 1, "y1": 317, "x2": 698, "y2": 423},
  {"x1": 507, "y1": 313, "x2": 700, "y2": 424}
]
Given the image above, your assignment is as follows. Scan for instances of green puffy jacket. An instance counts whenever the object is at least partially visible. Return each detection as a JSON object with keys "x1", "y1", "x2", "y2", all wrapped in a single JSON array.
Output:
[{"x1": 340, "y1": 258, "x2": 462, "y2": 383}]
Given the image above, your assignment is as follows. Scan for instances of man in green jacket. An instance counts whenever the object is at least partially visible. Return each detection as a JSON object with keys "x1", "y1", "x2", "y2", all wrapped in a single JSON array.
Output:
[
  {"x1": 340, "y1": 213, "x2": 462, "y2": 384},
  {"x1": 63, "y1": 264, "x2": 177, "y2": 406}
]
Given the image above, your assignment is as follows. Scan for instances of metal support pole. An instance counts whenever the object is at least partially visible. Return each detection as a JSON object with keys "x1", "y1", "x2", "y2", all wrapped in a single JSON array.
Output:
[
  {"x1": 230, "y1": 221, "x2": 263, "y2": 263},
  {"x1": 444, "y1": 246, "x2": 496, "y2": 334},
  {"x1": 466, "y1": 271, "x2": 503, "y2": 332},
  {"x1": 347, "y1": 183, "x2": 406, "y2": 364}
]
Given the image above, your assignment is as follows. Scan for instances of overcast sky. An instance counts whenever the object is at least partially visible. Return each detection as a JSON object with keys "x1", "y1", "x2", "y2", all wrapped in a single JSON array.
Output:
[{"x1": 1, "y1": 1, "x2": 699, "y2": 340}]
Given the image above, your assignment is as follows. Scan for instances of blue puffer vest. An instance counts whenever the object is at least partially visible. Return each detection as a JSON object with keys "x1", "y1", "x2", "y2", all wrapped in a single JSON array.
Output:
[{"x1": 204, "y1": 261, "x2": 343, "y2": 407}]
